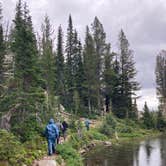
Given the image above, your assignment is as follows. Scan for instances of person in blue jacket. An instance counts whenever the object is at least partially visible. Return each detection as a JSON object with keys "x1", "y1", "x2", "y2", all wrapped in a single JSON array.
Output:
[
  {"x1": 45, "y1": 118, "x2": 59, "y2": 155},
  {"x1": 85, "y1": 119, "x2": 91, "y2": 131}
]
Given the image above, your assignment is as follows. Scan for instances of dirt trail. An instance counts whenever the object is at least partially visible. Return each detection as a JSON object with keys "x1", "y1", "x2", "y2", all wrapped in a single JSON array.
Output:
[{"x1": 32, "y1": 155, "x2": 58, "y2": 166}]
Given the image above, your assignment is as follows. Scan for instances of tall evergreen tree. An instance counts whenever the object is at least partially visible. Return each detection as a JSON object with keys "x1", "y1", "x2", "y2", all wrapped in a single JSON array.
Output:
[
  {"x1": 113, "y1": 29, "x2": 139, "y2": 118},
  {"x1": 155, "y1": 50, "x2": 166, "y2": 116},
  {"x1": 55, "y1": 25, "x2": 65, "y2": 104},
  {"x1": 65, "y1": 15, "x2": 75, "y2": 109},
  {"x1": 75, "y1": 39, "x2": 84, "y2": 94},
  {"x1": 72, "y1": 30, "x2": 84, "y2": 113},
  {"x1": 91, "y1": 16, "x2": 107, "y2": 113},
  {"x1": 156, "y1": 110, "x2": 166, "y2": 130},
  {"x1": 12, "y1": 1, "x2": 40, "y2": 90},
  {"x1": 40, "y1": 15, "x2": 55, "y2": 112},
  {"x1": 0, "y1": 2, "x2": 5, "y2": 90},
  {"x1": 103, "y1": 45, "x2": 117, "y2": 112},
  {"x1": 142, "y1": 102, "x2": 154, "y2": 129},
  {"x1": 10, "y1": 0, "x2": 45, "y2": 125},
  {"x1": 111, "y1": 53, "x2": 121, "y2": 114},
  {"x1": 83, "y1": 26, "x2": 97, "y2": 113},
  {"x1": 131, "y1": 98, "x2": 139, "y2": 120}
]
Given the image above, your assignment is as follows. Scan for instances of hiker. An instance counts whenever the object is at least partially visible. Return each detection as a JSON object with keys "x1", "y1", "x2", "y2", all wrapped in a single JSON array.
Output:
[
  {"x1": 85, "y1": 119, "x2": 91, "y2": 131},
  {"x1": 45, "y1": 118, "x2": 59, "y2": 156},
  {"x1": 61, "y1": 120, "x2": 68, "y2": 141}
]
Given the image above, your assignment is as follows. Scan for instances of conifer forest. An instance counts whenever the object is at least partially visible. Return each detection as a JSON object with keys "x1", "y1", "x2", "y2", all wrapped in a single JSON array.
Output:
[{"x1": 1, "y1": 1, "x2": 166, "y2": 166}]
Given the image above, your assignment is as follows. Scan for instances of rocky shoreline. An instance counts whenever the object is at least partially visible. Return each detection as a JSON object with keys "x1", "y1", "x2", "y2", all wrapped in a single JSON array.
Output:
[{"x1": 79, "y1": 140, "x2": 112, "y2": 155}]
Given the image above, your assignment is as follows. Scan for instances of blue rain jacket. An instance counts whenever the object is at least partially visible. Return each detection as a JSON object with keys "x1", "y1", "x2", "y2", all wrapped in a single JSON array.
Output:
[
  {"x1": 45, "y1": 119, "x2": 59, "y2": 139},
  {"x1": 85, "y1": 119, "x2": 90, "y2": 127}
]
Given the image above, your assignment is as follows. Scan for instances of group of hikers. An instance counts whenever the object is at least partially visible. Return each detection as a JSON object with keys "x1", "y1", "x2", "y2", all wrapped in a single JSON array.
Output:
[
  {"x1": 44, "y1": 118, "x2": 91, "y2": 156},
  {"x1": 44, "y1": 119, "x2": 68, "y2": 155}
]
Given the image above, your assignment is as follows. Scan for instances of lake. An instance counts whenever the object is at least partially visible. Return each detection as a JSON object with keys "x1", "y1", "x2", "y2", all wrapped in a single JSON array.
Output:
[{"x1": 84, "y1": 135, "x2": 166, "y2": 166}]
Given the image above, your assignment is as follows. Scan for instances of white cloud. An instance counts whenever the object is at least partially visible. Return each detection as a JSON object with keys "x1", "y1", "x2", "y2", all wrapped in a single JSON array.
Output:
[
  {"x1": 29, "y1": 0, "x2": 47, "y2": 9},
  {"x1": 11, "y1": 0, "x2": 17, "y2": 2},
  {"x1": 137, "y1": 89, "x2": 159, "y2": 111}
]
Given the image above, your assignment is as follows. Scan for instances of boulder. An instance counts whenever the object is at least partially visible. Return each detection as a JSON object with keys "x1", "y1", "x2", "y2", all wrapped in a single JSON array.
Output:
[
  {"x1": 104, "y1": 141, "x2": 112, "y2": 147},
  {"x1": 80, "y1": 149, "x2": 86, "y2": 155}
]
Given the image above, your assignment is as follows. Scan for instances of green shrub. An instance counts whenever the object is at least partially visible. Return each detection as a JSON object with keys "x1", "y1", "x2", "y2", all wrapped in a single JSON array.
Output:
[
  {"x1": 118, "y1": 132, "x2": 142, "y2": 137},
  {"x1": 69, "y1": 133, "x2": 82, "y2": 149},
  {"x1": 68, "y1": 129, "x2": 108, "y2": 150},
  {"x1": 11, "y1": 115, "x2": 43, "y2": 142},
  {"x1": 68, "y1": 116, "x2": 78, "y2": 132},
  {"x1": 116, "y1": 124, "x2": 134, "y2": 133},
  {"x1": 23, "y1": 136, "x2": 47, "y2": 165},
  {"x1": 0, "y1": 130, "x2": 48, "y2": 166},
  {"x1": 0, "y1": 130, "x2": 26, "y2": 166},
  {"x1": 86, "y1": 130, "x2": 108, "y2": 141},
  {"x1": 56, "y1": 143, "x2": 83, "y2": 166},
  {"x1": 56, "y1": 155, "x2": 63, "y2": 165},
  {"x1": 99, "y1": 122, "x2": 115, "y2": 137},
  {"x1": 124, "y1": 119, "x2": 138, "y2": 127},
  {"x1": 105, "y1": 114, "x2": 117, "y2": 129},
  {"x1": 99, "y1": 113, "x2": 117, "y2": 137},
  {"x1": 156, "y1": 111, "x2": 166, "y2": 131}
]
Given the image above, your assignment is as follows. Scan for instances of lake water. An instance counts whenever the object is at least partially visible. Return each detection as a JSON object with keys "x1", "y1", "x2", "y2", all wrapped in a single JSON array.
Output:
[{"x1": 84, "y1": 135, "x2": 166, "y2": 166}]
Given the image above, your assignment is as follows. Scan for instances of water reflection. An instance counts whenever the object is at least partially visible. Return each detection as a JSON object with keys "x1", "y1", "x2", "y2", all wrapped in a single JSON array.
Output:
[
  {"x1": 135, "y1": 139, "x2": 161, "y2": 166},
  {"x1": 159, "y1": 136, "x2": 166, "y2": 166},
  {"x1": 84, "y1": 136, "x2": 166, "y2": 166}
]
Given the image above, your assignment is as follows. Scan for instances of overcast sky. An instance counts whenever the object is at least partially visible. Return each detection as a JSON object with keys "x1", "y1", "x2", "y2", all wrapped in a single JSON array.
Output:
[{"x1": 3, "y1": 0, "x2": 166, "y2": 110}]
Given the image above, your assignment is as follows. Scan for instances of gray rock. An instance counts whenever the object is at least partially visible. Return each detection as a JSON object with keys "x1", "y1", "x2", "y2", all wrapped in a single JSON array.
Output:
[
  {"x1": 104, "y1": 141, "x2": 112, "y2": 146},
  {"x1": 80, "y1": 149, "x2": 86, "y2": 154}
]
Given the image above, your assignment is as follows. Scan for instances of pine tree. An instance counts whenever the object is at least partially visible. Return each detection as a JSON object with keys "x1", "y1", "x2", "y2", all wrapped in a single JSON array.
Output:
[
  {"x1": 131, "y1": 98, "x2": 139, "y2": 120},
  {"x1": 91, "y1": 16, "x2": 107, "y2": 113},
  {"x1": 156, "y1": 110, "x2": 166, "y2": 130},
  {"x1": 142, "y1": 102, "x2": 154, "y2": 129},
  {"x1": 12, "y1": 1, "x2": 41, "y2": 90},
  {"x1": 103, "y1": 44, "x2": 116, "y2": 112},
  {"x1": 111, "y1": 53, "x2": 121, "y2": 115},
  {"x1": 55, "y1": 25, "x2": 65, "y2": 105},
  {"x1": 0, "y1": 2, "x2": 5, "y2": 90},
  {"x1": 40, "y1": 15, "x2": 55, "y2": 111},
  {"x1": 65, "y1": 15, "x2": 75, "y2": 109},
  {"x1": 83, "y1": 26, "x2": 97, "y2": 113},
  {"x1": 72, "y1": 30, "x2": 84, "y2": 113},
  {"x1": 75, "y1": 40, "x2": 84, "y2": 95},
  {"x1": 4, "y1": 0, "x2": 45, "y2": 137},
  {"x1": 114, "y1": 29, "x2": 139, "y2": 118},
  {"x1": 155, "y1": 50, "x2": 166, "y2": 116}
]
